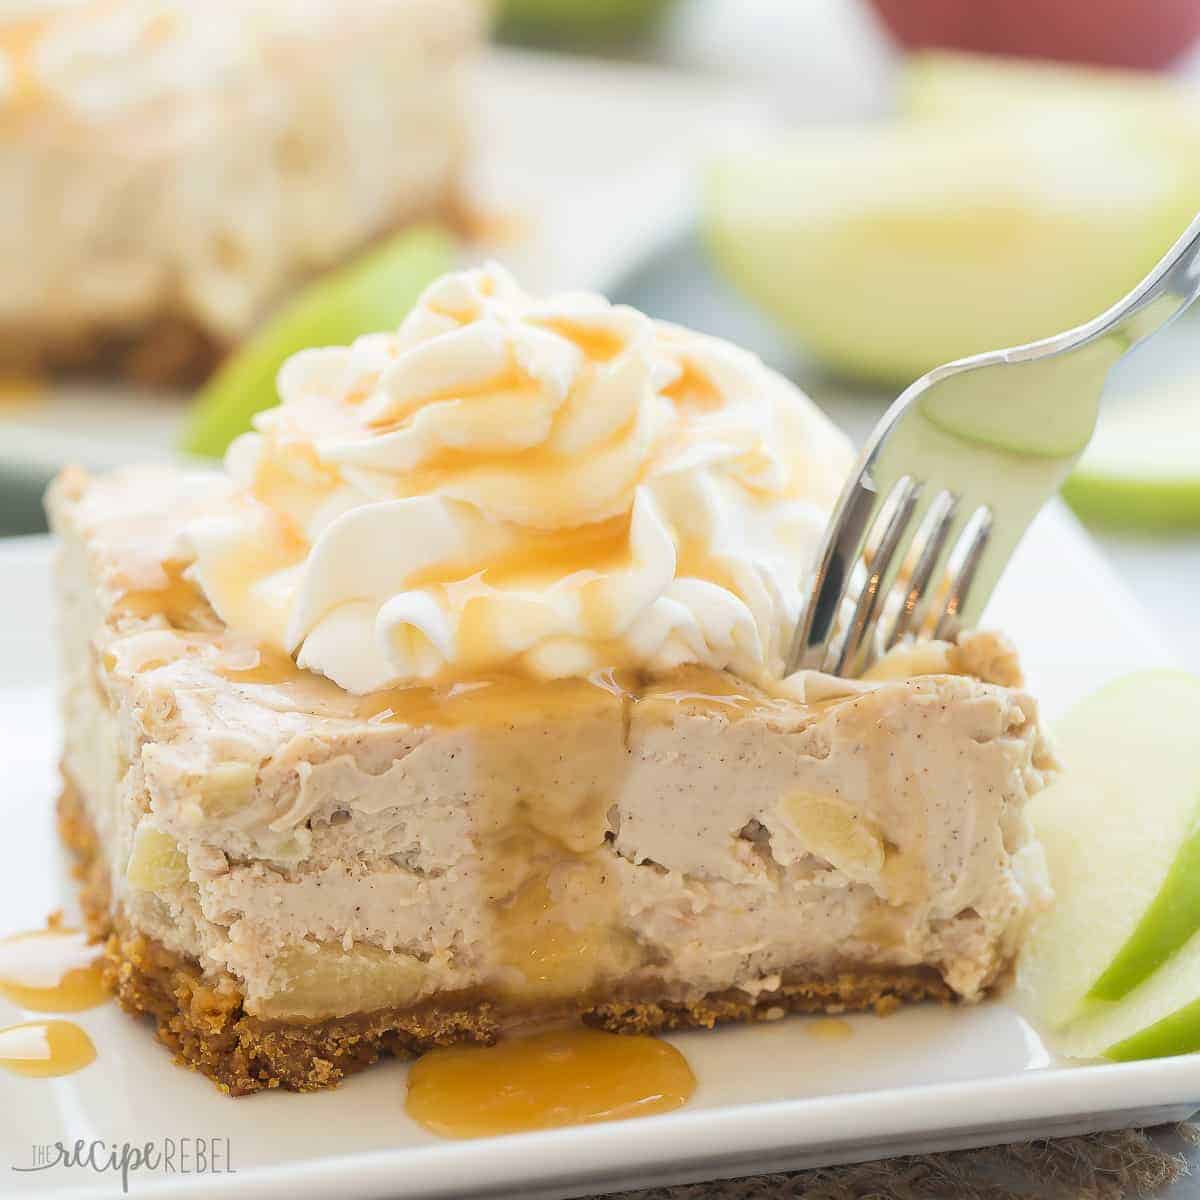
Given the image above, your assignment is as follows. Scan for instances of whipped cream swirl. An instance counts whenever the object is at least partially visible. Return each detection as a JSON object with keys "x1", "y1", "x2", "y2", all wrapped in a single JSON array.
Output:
[{"x1": 184, "y1": 266, "x2": 853, "y2": 692}]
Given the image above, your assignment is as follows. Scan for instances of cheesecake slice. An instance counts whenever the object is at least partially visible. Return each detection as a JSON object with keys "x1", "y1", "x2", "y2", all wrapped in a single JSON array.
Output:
[
  {"x1": 0, "y1": 0, "x2": 484, "y2": 383},
  {"x1": 45, "y1": 265, "x2": 1053, "y2": 1093}
]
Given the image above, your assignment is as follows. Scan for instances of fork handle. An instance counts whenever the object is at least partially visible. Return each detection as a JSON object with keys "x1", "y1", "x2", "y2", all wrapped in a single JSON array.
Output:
[{"x1": 1029, "y1": 211, "x2": 1200, "y2": 363}]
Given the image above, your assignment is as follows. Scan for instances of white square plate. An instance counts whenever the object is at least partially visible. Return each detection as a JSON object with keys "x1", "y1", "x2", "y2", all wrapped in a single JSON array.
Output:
[{"x1": 2, "y1": 503, "x2": 1197, "y2": 1200}]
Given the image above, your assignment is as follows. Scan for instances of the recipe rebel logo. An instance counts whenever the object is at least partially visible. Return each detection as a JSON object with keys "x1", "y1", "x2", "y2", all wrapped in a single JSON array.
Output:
[{"x1": 12, "y1": 1137, "x2": 236, "y2": 1193}]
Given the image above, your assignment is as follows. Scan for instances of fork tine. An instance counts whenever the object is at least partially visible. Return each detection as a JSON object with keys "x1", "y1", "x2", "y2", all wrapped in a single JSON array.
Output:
[
  {"x1": 788, "y1": 475, "x2": 887, "y2": 673},
  {"x1": 882, "y1": 490, "x2": 960, "y2": 651},
  {"x1": 932, "y1": 507, "x2": 995, "y2": 643},
  {"x1": 895, "y1": 500, "x2": 978, "y2": 646},
  {"x1": 828, "y1": 476, "x2": 923, "y2": 677}
]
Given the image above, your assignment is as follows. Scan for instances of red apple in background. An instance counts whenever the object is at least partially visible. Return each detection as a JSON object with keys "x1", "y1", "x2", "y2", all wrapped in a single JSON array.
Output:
[{"x1": 867, "y1": 0, "x2": 1200, "y2": 69}]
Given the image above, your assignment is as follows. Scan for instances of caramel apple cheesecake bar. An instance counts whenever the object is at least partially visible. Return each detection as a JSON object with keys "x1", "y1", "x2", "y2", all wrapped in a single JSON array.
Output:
[
  {"x1": 47, "y1": 266, "x2": 1053, "y2": 1094},
  {"x1": 1, "y1": 0, "x2": 485, "y2": 383}
]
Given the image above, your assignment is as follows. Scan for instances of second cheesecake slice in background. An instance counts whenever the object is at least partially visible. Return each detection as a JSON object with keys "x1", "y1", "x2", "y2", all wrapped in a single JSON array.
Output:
[{"x1": 1, "y1": 0, "x2": 486, "y2": 383}]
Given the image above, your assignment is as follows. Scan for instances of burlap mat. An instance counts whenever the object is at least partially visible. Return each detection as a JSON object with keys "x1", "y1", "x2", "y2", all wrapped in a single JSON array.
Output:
[{"x1": 594, "y1": 1123, "x2": 1199, "y2": 1200}]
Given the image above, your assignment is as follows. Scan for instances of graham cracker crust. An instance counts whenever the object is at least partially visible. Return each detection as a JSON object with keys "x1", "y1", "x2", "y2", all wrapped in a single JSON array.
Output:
[
  {"x1": 0, "y1": 317, "x2": 225, "y2": 389},
  {"x1": 56, "y1": 775, "x2": 953, "y2": 1096},
  {"x1": 8, "y1": 189, "x2": 464, "y2": 388}
]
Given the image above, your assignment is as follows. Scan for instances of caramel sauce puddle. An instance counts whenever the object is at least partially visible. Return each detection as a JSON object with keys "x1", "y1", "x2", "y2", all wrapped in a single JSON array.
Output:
[
  {"x1": 0, "y1": 1020, "x2": 96, "y2": 1078},
  {"x1": 806, "y1": 1017, "x2": 853, "y2": 1042},
  {"x1": 0, "y1": 928, "x2": 108, "y2": 1013},
  {"x1": 0, "y1": 926, "x2": 107, "y2": 1080},
  {"x1": 406, "y1": 1027, "x2": 695, "y2": 1138}
]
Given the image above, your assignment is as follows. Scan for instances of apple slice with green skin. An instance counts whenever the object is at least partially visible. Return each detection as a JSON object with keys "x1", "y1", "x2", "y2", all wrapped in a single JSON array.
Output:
[
  {"x1": 498, "y1": 0, "x2": 675, "y2": 44},
  {"x1": 702, "y1": 114, "x2": 1197, "y2": 386},
  {"x1": 1062, "y1": 378, "x2": 1200, "y2": 530},
  {"x1": 182, "y1": 226, "x2": 456, "y2": 460},
  {"x1": 1016, "y1": 671, "x2": 1200, "y2": 1032},
  {"x1": 1057, "y1": 927, "x2": 1200, "y2": 1062}
]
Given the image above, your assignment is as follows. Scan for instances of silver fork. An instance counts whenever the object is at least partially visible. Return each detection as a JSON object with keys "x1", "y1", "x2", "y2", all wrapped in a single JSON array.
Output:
[{"x1": 787, "y1": 211, "x2": 1200, "y2": 679}]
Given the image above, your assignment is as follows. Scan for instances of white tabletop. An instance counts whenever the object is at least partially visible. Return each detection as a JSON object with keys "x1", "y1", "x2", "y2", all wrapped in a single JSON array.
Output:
[{"x1": 1097, "y1": 534, "x2": 1200, "y2": 672}]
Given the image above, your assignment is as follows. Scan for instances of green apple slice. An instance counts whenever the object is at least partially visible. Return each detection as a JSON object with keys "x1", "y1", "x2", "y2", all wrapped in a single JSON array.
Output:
[
  {"x1": 704, "y1": 50, "x2": 1200, "y2": 386},
  {"x1": 1057, "y1": 928, "x2": 1200, "y2": 1062},
  {"x1": 703, "y1": 117, "x2": 1196, "y2": 385},
  {"x1": 1017, "y1": 671, "x2": 1200, "y2": 1031},
  {"x1": 1063, "y1": 378, "x2": 1200, "y2": 530},
  {"x1": 182, "y1": 225, "x2": 455, "y2": 459},
  {"x1": 901, "y1": 51, "x2": 1192, "y2": 128},
  {"x1": 498, "y1": 0, "x2": 675, "y2": 44}
]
